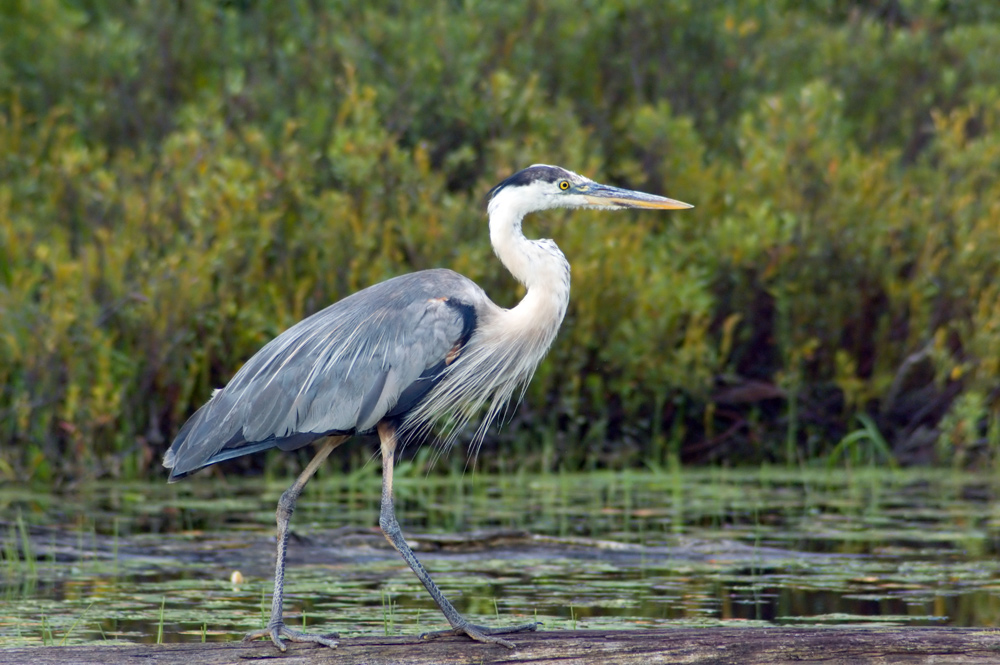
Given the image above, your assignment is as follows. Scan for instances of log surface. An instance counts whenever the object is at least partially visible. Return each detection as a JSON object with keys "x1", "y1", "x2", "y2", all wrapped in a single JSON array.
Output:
[{"x1": 2, "y1": 627, "x2": 998, "y2": 665}]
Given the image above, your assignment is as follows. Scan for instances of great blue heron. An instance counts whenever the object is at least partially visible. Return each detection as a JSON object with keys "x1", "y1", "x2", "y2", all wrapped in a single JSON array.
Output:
[{"x1": 163, "y1": 164, "x2": 691, "y2": 650}]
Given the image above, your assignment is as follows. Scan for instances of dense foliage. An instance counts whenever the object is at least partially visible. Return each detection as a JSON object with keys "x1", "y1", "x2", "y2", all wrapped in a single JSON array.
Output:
[{"x1": 2, "y1": 0, "x2": 999, "y2": 482}]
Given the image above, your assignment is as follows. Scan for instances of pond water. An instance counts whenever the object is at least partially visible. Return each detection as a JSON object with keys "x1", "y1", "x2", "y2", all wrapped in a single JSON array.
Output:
[{"x1": 2, "y1": 463, "x2": 1000, "y2": 646}]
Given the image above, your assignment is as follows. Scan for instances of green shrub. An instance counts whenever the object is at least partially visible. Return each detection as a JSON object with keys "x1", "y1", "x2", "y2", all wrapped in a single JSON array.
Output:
[{"x1": 2, "y1": 1, "x2": 1000, "y2": 480}]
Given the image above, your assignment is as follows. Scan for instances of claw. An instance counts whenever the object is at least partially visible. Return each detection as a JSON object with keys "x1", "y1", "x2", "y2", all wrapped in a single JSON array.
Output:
[
  {"x1": 243, "y1": 622, "x2": 339, "y2": 651},
  {"x1": 420, "y1": 621, "x2": 540, "y2": 649}
]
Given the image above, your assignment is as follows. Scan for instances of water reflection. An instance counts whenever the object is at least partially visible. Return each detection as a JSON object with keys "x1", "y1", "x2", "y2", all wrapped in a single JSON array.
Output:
[{"x1": 2, "y1": 467, "x2": 999, "y2": 645}]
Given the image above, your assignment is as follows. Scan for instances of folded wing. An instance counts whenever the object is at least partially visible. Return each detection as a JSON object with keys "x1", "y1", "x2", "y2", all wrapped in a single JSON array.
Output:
[{"x1": 164, "y1": 270, "x2": 482, "y2": 479}]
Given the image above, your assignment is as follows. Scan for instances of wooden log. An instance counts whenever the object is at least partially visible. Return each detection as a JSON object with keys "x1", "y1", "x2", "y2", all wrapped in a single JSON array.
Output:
[{"x1": 1, "y1": 627, "x2": 998, "y2": 664}]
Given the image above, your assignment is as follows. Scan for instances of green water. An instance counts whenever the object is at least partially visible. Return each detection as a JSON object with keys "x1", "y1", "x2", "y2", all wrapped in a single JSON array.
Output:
[{"x1": 2, "y1": 465, "x2": 999, "y2": 646}]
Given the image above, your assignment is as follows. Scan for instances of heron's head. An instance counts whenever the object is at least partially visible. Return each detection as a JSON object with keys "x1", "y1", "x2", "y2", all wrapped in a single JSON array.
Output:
[{"x1": 487, "y1": 164, "x2": 692, "y2": 216}]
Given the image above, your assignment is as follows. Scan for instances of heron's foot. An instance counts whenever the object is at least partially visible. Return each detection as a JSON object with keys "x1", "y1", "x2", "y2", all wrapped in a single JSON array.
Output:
[
  {"x1": 242, "y1": 622, "x2": 339, "y2": 652},
  {"x1": 420, "y1": 620, "x2": 539, "y2": 649}
]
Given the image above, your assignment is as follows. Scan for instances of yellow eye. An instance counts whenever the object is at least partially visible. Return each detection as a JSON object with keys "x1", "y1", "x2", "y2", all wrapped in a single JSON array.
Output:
[{"x1": 559, "y1": 180, "x2": 570, "y2": 190}]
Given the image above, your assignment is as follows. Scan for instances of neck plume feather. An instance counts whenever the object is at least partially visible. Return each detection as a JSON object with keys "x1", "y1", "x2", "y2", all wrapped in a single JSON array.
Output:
[{"x1": 400, "y1": 199, "x2": 571, "y2": 450}]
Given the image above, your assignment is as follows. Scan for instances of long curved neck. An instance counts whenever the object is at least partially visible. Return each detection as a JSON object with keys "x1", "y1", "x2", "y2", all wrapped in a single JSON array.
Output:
[
  {"x1": 488, "y1": 200, "x2": 571, "y2": 330},
  {"x1": 399, "y1": 199, "x2": 572, "y2": 444}
]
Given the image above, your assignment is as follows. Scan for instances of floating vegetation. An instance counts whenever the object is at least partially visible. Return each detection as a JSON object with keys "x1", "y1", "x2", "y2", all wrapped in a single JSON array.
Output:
[{"x1": 2, "y1": 467, "x2": 1000, "y2": 646}]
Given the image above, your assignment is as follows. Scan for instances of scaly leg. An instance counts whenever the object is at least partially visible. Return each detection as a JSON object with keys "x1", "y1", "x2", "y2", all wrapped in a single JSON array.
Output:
[
  {"x1": 376, "y1": 422, "x2": 538, "y2": 649},
  {"x1": 243, "y1": 435, "x2": 347, "y2": 651}
]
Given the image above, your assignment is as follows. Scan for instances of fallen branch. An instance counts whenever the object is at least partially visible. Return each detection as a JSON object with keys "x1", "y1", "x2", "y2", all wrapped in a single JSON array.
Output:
[{"x1": 2, "y1": 627, "x2": 998, "y2": 665}]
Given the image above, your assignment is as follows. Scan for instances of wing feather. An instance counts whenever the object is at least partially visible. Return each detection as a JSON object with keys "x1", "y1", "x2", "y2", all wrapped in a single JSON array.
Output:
[{"x1": 164, "y1": 270, "x2": 484, "y2": 479}]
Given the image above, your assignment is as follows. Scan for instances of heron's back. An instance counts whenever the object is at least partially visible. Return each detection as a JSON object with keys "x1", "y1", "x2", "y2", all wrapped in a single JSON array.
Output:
[{"x1": 164, "y1": 269, "x2": 489, "y2": 479}]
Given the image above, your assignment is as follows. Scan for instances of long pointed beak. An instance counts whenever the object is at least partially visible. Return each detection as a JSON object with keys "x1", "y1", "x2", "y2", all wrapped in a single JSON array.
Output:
[{"x1": 582, "y1": 183, "x2": 693, "y2": 210}]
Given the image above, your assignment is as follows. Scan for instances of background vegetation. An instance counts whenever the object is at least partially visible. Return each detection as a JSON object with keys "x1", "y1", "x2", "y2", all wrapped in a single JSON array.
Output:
[{"x1": 2, "y1": 0, "x2": 999, "y2": 483}]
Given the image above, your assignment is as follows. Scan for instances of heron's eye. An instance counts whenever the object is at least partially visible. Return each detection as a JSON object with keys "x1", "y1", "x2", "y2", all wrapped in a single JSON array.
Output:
[{"x1": 559, "y1": 180, "x2": 570, "y2": 191}]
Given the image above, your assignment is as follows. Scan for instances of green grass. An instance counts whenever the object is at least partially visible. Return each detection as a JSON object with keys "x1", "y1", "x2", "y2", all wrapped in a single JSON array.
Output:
[
  {"x1": 827, "y1": 414, "x2": 898, "y2": 470},
  {"x1": 58, "y1": 600, "x2": 94, "y2": 646},
  {"x1": 156, "y1": 597, "x2": 165, "y2": 645},
  {"x1": 381, "y1": 589, "x2": 396, "y2": 637}
]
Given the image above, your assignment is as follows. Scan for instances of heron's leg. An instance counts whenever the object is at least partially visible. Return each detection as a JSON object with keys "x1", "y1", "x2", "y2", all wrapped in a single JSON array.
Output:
[
  {"x1": 376, "y1": 422, "x2": 538, "y2": 649},
  {"x1": 243, "y1": 435, "x2": 347, "y2": 651}
]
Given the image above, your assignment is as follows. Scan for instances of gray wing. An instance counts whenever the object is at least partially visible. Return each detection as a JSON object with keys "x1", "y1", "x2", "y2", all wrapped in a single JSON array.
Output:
[{"x1": 164, "y1": 269, "x2": 485, "y2": 479}]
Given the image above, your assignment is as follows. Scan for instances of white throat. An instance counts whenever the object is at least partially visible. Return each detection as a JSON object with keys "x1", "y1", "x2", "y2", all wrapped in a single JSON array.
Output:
[{"x1": 488, "y1": 187, "x2": 571, "y2": 326}]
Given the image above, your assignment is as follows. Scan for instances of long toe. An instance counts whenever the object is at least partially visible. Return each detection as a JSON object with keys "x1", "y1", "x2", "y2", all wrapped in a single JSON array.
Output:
[
  {"x1": 478, "y1": 621, "x2": 540, "y2": 635},
  {"x1": 243, "y1": 623, "x2": 339, "y2": 651},
  {"x1": 421, "y1": 621, "x2": 539, "y2": 649}
]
